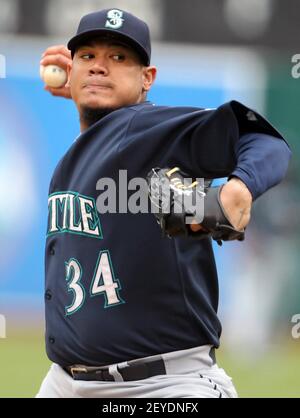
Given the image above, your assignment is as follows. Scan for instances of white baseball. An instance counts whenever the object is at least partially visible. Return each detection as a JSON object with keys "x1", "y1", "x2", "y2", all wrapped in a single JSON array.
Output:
[{"x1": 40, "y1": 65, "x2": 67, "y2": 88}]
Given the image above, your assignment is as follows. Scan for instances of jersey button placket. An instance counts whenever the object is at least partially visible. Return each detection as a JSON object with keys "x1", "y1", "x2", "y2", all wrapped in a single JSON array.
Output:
[{"x1": 45, "y1": 290, "x2": 52, "y2": 301}]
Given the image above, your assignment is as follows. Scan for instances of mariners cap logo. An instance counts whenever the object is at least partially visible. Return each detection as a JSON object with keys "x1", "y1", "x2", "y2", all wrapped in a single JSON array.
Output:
[{"x1": 105, "y1": 9, "x2": 124, "y2": 29}]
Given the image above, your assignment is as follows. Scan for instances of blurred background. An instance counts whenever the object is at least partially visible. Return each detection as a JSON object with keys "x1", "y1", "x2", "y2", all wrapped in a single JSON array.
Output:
[{"x1": 0, "y1": 0, "x2": 300, "y2": 398}]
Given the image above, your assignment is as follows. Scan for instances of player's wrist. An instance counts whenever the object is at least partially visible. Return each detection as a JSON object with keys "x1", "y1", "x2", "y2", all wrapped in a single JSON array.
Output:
[
  {"x1": 220, "y1": 178, "x2": 252, "y2": 230},
  {"x1": 225, "y1": 177, "x2": 252, "y2": 203}
]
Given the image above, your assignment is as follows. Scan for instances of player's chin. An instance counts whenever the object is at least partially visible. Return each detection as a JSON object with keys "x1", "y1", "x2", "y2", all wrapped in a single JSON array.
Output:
[
  {"x1": 80, "y1": 95, "x2": 118, "y2": 110},
  {"x1": 81, "y1": 91, "x2": 120, "y2": 108}
]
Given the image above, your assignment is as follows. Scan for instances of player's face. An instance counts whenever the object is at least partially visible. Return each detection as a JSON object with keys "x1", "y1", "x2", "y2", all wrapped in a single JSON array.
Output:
[{"x1": 68, "y1": 40, "x2": 156, "y2": 112}]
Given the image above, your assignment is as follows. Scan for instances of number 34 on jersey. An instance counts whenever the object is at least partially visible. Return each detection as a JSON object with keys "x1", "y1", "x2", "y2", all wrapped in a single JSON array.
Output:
[{"x1": 65, "y1": 250, "x2": 124, "y2": 315}]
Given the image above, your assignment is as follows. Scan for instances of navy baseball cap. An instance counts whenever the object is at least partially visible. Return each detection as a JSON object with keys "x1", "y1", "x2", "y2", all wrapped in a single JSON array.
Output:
[{"x1": 67, "y1": 9, "x2": 151, "y2": 65}]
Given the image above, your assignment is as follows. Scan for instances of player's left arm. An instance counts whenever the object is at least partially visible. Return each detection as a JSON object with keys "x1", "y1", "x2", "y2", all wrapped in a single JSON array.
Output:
[
  {"x1": 191, "y1": 129, "x2": 291, "y2": 232},
  {"x1": 191, "y1": 176, "x2": 252, "y2": 233},
  {"x1": 121, "y1": 102, "x2": 291, "y2": 238}
]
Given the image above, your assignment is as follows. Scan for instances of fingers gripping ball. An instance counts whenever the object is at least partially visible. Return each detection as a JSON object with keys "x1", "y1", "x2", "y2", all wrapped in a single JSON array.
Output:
[{"x1": 40, "y1": 65, "x2": 67, "y2": 88}]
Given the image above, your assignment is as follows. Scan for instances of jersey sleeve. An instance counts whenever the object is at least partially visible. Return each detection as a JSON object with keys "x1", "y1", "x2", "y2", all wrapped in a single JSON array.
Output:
[{"x1": 118, "y1": 101, "x2": 291, "y2": 199}]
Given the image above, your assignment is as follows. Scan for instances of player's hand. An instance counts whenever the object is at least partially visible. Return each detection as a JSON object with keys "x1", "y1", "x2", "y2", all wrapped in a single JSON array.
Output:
[
  {"x1": 40, "y1": 45, "x2": 72, "y2": 99},
  {"x1": 190, "y1": 177, "x2": 252, "y2": 233}
]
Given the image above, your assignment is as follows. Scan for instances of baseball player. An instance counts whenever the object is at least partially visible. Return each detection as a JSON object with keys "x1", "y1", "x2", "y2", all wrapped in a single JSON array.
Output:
[{"x1": 37, "y1": 9, "x2": 291, "y2": 398}]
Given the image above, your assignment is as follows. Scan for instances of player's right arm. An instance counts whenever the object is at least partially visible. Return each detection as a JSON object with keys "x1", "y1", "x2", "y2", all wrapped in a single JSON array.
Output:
[{"x1": 40, "y1": 45, "x2": 72, "y2": 99}]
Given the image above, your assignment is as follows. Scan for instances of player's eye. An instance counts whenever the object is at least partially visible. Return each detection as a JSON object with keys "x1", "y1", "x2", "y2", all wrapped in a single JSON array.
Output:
[
  {"x1": 111, "y1": 54, "x2": 125, "y2": 62},
  {"x1": 80, "y1": 53, "x2": 95, "y2": 60}
]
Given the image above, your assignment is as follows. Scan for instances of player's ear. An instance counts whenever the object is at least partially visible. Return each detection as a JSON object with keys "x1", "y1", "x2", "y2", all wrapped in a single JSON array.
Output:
[
  {"x1": 142, "y1": 66, "x2": 157, "y2": 92},
  {"x1": 65, "y1": 62, "x2": 72, "y2": 88}
]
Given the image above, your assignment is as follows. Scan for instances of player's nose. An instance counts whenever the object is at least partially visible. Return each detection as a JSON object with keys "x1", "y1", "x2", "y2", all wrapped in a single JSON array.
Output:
[{"x1": 89, "y1": 60, "x2": 109, "y2": 76}]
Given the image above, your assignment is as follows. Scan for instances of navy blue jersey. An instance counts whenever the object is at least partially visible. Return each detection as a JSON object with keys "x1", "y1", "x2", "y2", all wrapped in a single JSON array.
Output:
[{"x1": 45, "y1": 101, "x2": 291, "y2": 366}]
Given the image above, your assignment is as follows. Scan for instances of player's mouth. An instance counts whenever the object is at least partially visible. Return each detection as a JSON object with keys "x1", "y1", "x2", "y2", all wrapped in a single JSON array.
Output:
[
  {"x1": 85, "y1": 84, "x2": 111, "y2": 89},
  {"x1": 83, "y1": 81, "x2": 113, "y2": 91}
]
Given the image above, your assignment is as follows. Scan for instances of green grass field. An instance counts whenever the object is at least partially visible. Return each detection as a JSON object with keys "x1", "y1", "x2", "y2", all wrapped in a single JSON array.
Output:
[{"x1": 0, "y1": 329, "x2": 299, "y2": 398}]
